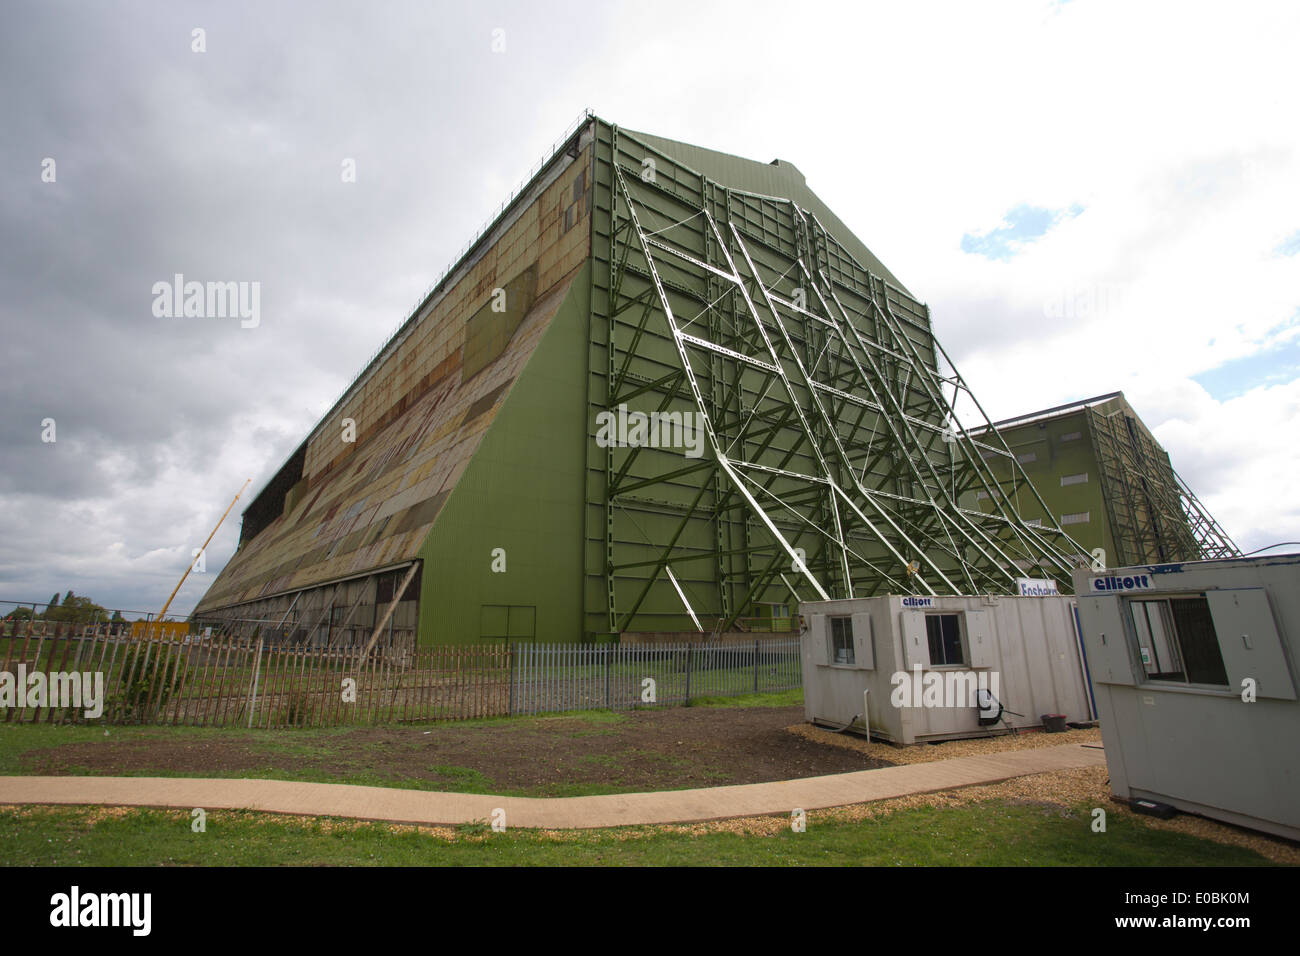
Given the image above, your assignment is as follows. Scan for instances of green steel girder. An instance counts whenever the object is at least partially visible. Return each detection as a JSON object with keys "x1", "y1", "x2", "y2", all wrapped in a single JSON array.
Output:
[{"x1": 589, "y1": 121, "x2": 1091, "y2": 636}]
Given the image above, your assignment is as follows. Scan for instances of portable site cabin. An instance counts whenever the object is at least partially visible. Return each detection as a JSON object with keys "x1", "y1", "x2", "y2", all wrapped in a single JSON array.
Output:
[
  {"x1": 800, "y1": 594, "x2": 1095, "y2": 744},
  {"x1": 1073, "y1": 554, "x2": 1300, "y2": 841}
]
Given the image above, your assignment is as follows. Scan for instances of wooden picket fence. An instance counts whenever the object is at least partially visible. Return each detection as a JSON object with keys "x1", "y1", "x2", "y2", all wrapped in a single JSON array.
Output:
[
  {"x1": 0, "y1": 622, "x2": 802, "y2": 728},
  {"x1": 0, "y1": 625, "x2": 507, "y2": 728}
]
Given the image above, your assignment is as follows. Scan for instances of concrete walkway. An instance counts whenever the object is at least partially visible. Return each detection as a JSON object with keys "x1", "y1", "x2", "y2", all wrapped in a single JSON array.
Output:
[{"x1": 0, "y1": 743, "x2": 1104, "y2": 829}]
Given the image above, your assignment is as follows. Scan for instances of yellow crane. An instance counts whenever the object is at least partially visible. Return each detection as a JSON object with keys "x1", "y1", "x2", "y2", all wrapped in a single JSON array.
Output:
[{"x1": 149, "y1": 478, "x2": 251, "y2": 639}]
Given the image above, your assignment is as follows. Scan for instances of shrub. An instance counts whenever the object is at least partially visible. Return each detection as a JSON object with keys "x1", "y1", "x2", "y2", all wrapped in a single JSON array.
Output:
[
  {"x1": 111, "y1": 644, "x2": 187, "y2": 720},
  {"x1": 284, "y1": 692, "x2": 311, "y2": 727}
]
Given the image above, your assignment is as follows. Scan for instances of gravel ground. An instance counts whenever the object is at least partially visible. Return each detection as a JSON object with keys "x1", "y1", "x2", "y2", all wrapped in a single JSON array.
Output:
[
  {"x1": 787, "y1": 723, "x2": 1104, "y2": 763},
  {"x1": 776, "y1": 724, "x2": 1296, "y2": 863}
]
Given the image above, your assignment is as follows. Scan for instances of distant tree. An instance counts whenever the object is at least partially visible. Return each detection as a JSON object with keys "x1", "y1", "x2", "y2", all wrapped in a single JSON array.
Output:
[
  {"x1": 46, "y1": 593, "x2": 60, "y2": 613},
  {"x1": 2, "y1": 606, "x2": 32, "y2": 636},
  {"x1": 44, "y1": 594, "x2": 107, "y2": 625},
  {"x1": 111, "y1": 609, "x2": 124, "y2": 623}
]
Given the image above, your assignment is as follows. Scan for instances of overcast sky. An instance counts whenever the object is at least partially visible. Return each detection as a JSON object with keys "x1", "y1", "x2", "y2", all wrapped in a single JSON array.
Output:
[{"x1": 2, "y1": 0, "x2": 1297, "y2": 617}]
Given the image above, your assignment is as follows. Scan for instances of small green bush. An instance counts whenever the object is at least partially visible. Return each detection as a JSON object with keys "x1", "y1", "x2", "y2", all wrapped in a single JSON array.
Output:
[
  {"x1": 110, "y1": 645, "x2": 187, "y2": 720},
  {"x1": 284, "y1": 692, "x2": 311, "y2": 727}
]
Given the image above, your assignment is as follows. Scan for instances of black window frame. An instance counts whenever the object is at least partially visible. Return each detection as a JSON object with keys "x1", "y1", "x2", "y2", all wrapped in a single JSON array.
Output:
[
  {"x1": 925, "y1": 612, "x2": 966, "y2": 667},
  {"x1": 1127, "y1": 594, "x2": 1229, "y2": 688},
  {"x1": 829, "y1": 616, "x2": 855, "y2": 666}
]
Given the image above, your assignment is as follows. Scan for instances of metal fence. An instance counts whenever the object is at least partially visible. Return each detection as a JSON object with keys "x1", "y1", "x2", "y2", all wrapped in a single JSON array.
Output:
[
  {"x1": 0, "y1": 623, "x2": 800, "y2": 728},
  {"x1": 0, "y1": 599, "x2": 181, "y2": 631},
  {"x1": 510, "y1": 640, "x2": 802, "y2": 715}
]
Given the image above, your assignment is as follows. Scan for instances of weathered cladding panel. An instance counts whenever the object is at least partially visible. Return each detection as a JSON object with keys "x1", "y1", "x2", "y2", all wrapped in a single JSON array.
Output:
[
  {"x1": 304, "y1": 143, "x2": 593, "y2": 484},
  {"x1": 204, "y1": 270, "x2": 583, "y2": 612},
  {"x1": 196, "y1": 566, "x2": 420, "y2": 648},
  {"x1": 198, "y1": 143, "x2": 594, "y2": 615}
]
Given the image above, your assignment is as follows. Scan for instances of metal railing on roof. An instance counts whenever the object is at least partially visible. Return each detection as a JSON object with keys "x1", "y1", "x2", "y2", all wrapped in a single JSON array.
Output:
[{"x1": 969, "y1": 391, "x2": 1125, "y2": 435}]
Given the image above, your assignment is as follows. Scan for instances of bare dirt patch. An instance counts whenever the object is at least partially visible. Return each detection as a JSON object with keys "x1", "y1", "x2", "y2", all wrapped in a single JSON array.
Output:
[{"x1": 19, "y1": 707, "x2": 894, "y2": 796}]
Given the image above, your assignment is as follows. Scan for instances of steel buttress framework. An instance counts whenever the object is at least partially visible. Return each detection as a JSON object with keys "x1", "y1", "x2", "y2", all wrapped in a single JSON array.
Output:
[
  {"x1": 195, "y1": 115, "x2": 1136, "y2": 644},
  {"x1": 1086, "y1": 404, "x2": 1239, "y2": 564},
  {"x1": 588, "y1": 126, "x2": 1090, "y2": 635}
]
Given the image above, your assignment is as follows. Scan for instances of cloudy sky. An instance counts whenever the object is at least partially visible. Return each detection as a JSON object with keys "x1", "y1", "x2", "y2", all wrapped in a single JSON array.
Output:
[{"x1": 2, "y1": 0, "x2": 1296, "y2": 617}]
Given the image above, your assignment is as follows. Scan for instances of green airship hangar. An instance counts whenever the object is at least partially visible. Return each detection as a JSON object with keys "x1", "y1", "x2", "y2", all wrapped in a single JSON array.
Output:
[{"x1": 192, "y1": 114, "x2": 1237, "y2": 648}]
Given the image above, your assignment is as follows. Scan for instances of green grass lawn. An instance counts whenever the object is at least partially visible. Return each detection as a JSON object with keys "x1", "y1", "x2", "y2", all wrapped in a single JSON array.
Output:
[
  {"x1": 685, "y1": 688, "x2": 803, "y2": 708},
  {"x1": 0, "y1": 801, "x2": 1272, "y2": 867},
  {"x1": 0, "y1": 690, "x2": 1279, "y2": 867}
]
